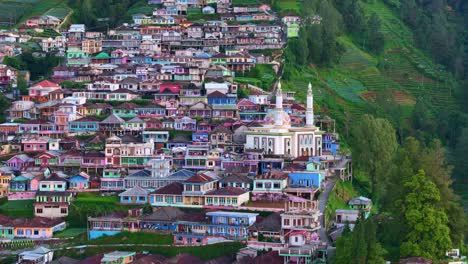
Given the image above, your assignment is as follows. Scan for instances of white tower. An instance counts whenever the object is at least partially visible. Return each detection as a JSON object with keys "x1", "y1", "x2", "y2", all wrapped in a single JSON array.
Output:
[
  {"x1": 275, "y1": 81, "x2": 283, "y2": 127},
  {"x1": 306, "y1": 82, "x2": 314, "y2": 127}
]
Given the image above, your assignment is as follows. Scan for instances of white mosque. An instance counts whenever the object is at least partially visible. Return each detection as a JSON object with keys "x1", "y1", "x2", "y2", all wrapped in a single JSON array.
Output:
[{"x1": 244, "y1": 82, "x2": 323, "y2": 158}]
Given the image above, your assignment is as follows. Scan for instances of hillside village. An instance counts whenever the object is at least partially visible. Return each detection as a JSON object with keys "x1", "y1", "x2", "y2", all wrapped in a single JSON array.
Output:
[{"x1": 0, "y1": 0, "x2": 464, "y2": 264}]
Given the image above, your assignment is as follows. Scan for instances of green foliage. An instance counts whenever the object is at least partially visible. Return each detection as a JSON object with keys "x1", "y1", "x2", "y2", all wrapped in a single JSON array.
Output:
[
  {"x1": 350, "y1": 114, "x2": 397, "y2": 200},
  {"x1": 399, "y1": 170, "x2": 452, "y2": 259},
  {"x1": 67, "y1": 0, "x2": 140, "y2": 30},
  {"x1": 3, "y1": 52, "x2": 60, "y2": 81},
  {"x1": 0, "y1": 200, "x2": 34, "y2": 218},
  {"x1": 60, "y1": 80, "x2": 86, "y2": 89},
  {"x1": 335, "y1": 217, "x2": 387, "y2": 264},
  {"x1": 90, "y1": 232, "x2": 173, "y2": 245},
  {"x1": 53, "y1": 242, "x2": 243, "y2": 260},
  {"x1": 65, "y1": 192, "x2": 135, "y2": 228}
]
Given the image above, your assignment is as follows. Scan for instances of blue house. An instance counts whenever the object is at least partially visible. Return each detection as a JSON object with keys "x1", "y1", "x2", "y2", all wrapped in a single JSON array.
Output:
[
  {"x1": 207, "y1": 91, "x2": 236, "y2": 105},
  {"x1": 288, "y1": 171, "x2": 324, "y2": 188},
  {"x1": 173, "y1": 211, "x2": 258, "y2": 245},
  {"x1": 323, "y1": 133, "x2": 340, "y2": 155},
  {"x1": 119, "y1": 186, "x2": 150, "y2": 204},
  {"x1": 9, "y1": 175, "x2": 31, "y2": 192},
  {"x1": 68, "y1": 174, "x2": 89, "y2": 190},
  {"x1": 69, "y1": 116, "x2": 100, "y2": 133}
]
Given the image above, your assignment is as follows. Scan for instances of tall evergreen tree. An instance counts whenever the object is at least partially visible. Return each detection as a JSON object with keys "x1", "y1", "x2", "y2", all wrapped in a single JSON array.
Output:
[
  {"x1": 399, "y1": 170, "x2": 452, "y2": 259},
  {"x1": 351, "y1": 115, "x2": 398, "y2": 200}
]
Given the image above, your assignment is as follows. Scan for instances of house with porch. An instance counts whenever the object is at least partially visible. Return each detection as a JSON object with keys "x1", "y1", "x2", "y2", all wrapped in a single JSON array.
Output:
[
  {"x1": 87, "y1": 211, "x2": 140, "y2": 239},
  {"x1": 182, "y1": 173, "x2": 218, "y2": 207},
  {"x1": 68, "y1": 116, "x2": 100, "y2": 133},
  {"x1": 173, "y1": 211, "x2": 258, "y2": 245},
  {"x1": 150, "y1": 182, "x2": 184, "y2": 207},
  {"x1": 34, "y1": 173, "x2": 72, "y2": 218},
  {"x1": 204, "y1": 187, "x2": 250, "y2": 207},
  {"x1": 13, "y1": 217, "x2": 66, "y2": 239},
  {"x1": 34, "y1": 151, "x2": 60, "y2": 168},
  {"x1": 100, "y1": 169, "x2": 125, "y2": 191}
]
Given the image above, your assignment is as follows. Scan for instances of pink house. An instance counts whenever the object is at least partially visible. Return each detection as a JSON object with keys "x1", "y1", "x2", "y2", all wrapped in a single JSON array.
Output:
[
  {"x1": 27, "y1": 80, "x2": 61, "y2": 98},
  {"x1": 81, "y1": 151, "x2": 106, "y2": 169},
  {"x1": 30, "y1": 175, "x2": 45, "y2": 191},
  {"x1": 22, "y1": 137, "x2": 49, "y2": 152},
  {"x1": 6, "y1": 154, "x2": 33, "y2": 170}
]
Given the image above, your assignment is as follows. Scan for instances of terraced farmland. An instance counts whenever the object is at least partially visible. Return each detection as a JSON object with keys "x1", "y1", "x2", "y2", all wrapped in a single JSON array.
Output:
[{"x1": 0, "y1": 0, "x2": 65, "y2": 25}]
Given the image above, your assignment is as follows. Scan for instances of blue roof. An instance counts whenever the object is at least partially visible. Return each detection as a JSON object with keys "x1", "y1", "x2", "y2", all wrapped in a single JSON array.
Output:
[
  {"x1": 12, "y1": 175, "x2": 30, "y2": 182},
  {"x1": 128, "y1": 169, "x2": 152, "y2": 177},
  {"x1": 69, "y1": 175, "x2": 88, "y2": 181},
  {"x1": 170, "y1": 169, "x2": 195, "y2": 177}
]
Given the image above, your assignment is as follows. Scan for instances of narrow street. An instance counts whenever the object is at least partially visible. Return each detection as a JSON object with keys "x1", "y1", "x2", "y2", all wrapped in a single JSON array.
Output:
[{"x1": 318, "y1": 176, "x2": 337, "y2": 246}]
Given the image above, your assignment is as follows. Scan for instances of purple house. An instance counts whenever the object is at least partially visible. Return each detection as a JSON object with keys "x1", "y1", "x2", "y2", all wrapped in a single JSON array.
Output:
[{"x1": 7, "y1": 154, "x2": 33, "y2": 170}]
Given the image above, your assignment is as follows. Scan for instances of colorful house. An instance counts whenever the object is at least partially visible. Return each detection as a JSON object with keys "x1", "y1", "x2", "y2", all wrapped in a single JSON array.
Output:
[
  {"x1": 112, "y1": 102, "x2": 139, "y2": 118},
  {"x1": 34, "y1": 191, "x2": 73, "y2": 218},
  {"x1": 68, "y1": 174, "x2": 89, "y2": 189},
  {"x1": 13, "y1": 217, "x2": 66, "y2": 239},
  {"x1": 38, "y1": 173, "x2": 67, "y2": 192},
  {"x1": 88, "y1": 211, "x2": 140, "y2": 239},
  {"x1": 173, "y1": 211, "x2": 258, "y2": 245},
  {"x1": 0, "y1": 215, "x2": 14, "y2": 239},
  {"x1": 9, "y1": 175, "x2": 31, "y2": 192},
  {"x1": 119, "y1": 186, "x2": 150, "y2": 204},
  {"x1": 6, "y1": 154, "x2": 33, "y2": 170},
  {"x1": 101, "y1": 251, "x2": 136, "y2": 264},
  {"x1": 100, "y1": 169, "x2": 125, "y2": 191},
  {"x1": 182, "y1": 173, "x2": 218, "y2": 206},
  {"x1": 204, "y1": 187, "x2": 250, "y2": 207},
  {"x1": 287, "y1": 171, "x2": 324, "y2": 188},
  {"x1": 68, "y1": 116, "x2": 100, "y2": 133},
  {"x1": 150, "y1": 182, "x2": 184, "y2": 207},
  {"x1": 34, "y1": 151, "x2": 59, "y2": 167},
  {"x1": 252, "y1": 170, "x2": 288, "y2": 201},
  {"x1": 22, "y1": 137, "x2": 49, "y2": 152}
]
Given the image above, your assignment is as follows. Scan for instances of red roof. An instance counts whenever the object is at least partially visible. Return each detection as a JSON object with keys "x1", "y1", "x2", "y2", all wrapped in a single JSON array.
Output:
[
  {"x1": 31, "y1": 80, "x2": 60, "y2": 88},
  {"x1": 185, "y1": 173, "x2": 214, "y2": 183},
  {"x1": 12, "y1": 217, "x2": 65, "y2": 228},
  {"x1": 257, "y1": 170, "x2": 288, "y2": 180},
  {"x1": 153, "y1": 182, "x2": 183, "y2": 195},
  {"x1": 205, "y1": 186, "x2": 248, "y2": 196}
]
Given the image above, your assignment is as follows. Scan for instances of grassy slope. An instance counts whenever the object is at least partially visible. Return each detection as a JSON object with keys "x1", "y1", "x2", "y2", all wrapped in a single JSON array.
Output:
[
  {"x1": 281, "y1": 1, "x2": 459, "y2": 126},
  {"x1": 0, "y1": 199, "x2": 34, "y2": 218},
  {"x1": 53, "y1": 242, "x2": 243, "y2": 260}
]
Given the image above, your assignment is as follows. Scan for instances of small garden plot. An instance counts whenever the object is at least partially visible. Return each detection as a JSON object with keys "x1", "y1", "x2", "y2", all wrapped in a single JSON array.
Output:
[{"x1": 45, "y1": 7, "x2": 70, "y2": 20}]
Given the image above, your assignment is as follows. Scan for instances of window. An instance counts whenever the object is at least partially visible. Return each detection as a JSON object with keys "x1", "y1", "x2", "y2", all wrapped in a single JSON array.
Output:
[
  {"x1": 36, "y1": 208, "x2": 43, "y2": 214},
  {"x1": 273, "y1": 183, "x2": 280, "y2": 189},
  {"x1": 17, "y1": 229, "x2": 23, "y2": 235},
  {"x1": 176, "y1": 196, "x2": 182, "y2": 203},
  {"x1": 41, "y1": 184, "x2": 47, "y2": 189},
  {"x1": 34, "y1": 230, "x2": 39, "y2": 235},
  {"x1": 156, "y1": 195, "x2": 163, "y2": 202},
  {"x1": 57, "y1": 185, "x2": 63, "y2": 189},
  {"x1": 256, "y1": 182, "x2": 263, "y2": 189},
  {"x1": 139, "y1": 196, "x2": 146, "y2": 201},
  {"x1": 284, "y1": 219, "x2": 290, "y2": 226},
  {"x1": 61, "y1": 208, "x2": 67, "y2": 214}
]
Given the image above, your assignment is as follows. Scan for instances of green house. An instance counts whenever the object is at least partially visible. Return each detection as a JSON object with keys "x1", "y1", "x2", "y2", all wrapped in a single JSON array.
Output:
[
  {"x1": 348, "y1": 196, "x2": 372, "y2": 218},
  {"x1": 112, "y1": 102, "x2": 139, "y2": 118},
  {"x1": 287, "y1": 23, "x2": 300, "y2": 38}
]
